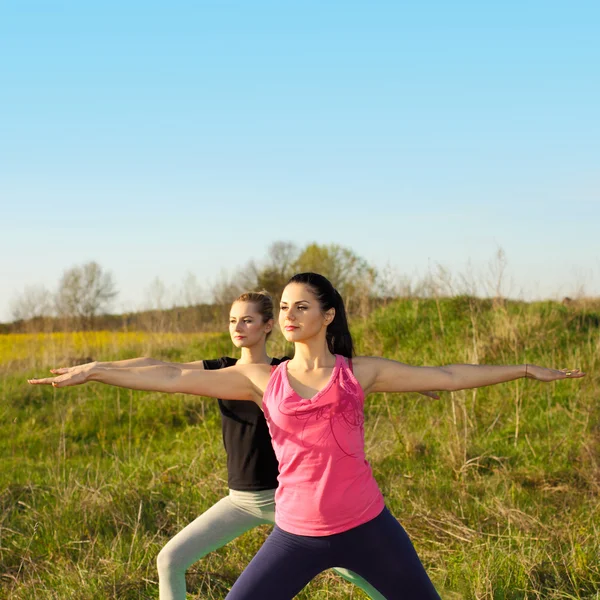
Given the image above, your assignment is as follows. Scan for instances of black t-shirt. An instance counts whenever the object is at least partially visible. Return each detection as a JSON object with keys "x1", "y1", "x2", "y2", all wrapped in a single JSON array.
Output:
[{"x1": 203, "y1": 356, "x2": 288, "y2": 491}]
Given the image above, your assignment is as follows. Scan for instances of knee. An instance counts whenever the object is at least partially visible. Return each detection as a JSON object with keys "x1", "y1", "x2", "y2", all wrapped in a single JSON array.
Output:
[{"x1": 156, "y1": 545, "x2": 185, "y2": 576}]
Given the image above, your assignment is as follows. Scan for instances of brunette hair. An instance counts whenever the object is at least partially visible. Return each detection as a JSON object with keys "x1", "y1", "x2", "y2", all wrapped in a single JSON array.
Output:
[{"x1": 286, "y1": 273, "x2": 354, "y2": 358}]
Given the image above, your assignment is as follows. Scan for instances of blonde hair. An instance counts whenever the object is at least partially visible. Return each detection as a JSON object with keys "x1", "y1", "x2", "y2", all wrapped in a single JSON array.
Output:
[{"x1": 232, "y1": 291, "x2": 274, "y2": 338}]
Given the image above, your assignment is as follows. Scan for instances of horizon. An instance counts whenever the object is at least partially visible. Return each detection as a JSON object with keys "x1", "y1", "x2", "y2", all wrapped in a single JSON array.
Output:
[{"x1": 2, "y1": 266, "x2": 597, "y2": 330}]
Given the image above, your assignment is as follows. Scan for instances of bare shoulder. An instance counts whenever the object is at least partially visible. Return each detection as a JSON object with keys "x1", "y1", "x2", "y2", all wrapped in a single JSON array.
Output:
[
  {"x1": 354, "y1": 356, "x2": 410, "y2": 370},
  {"x1": 353, "y1": 356, "x2": 396, "y2": 371},
  {"x1": 176, "y1": 362, "x2": 273, "y2": 405},
  {"x1": 351, "y1": 356, "x2": 388, "y2": 394},
  {"x1": 226, "y1": 363, "x2": 273, "y2": 393},
  {"x1": 352, "y1": 356, "x2": 413, "y2": 395}
]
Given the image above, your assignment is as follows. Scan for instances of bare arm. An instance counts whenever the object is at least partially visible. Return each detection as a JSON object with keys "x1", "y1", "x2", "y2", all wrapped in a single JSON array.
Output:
[
  {"x1": 50, "y1": 356, "x2": 205, "y2": 374},
  {"x1": 53, "y1": 358, "x2": 442, "y2": 399},
  {"x1": 354, "y1": 357, "x2": 584, "y2": 395},
  {"x1": 29, "y1": 362, "x2": 268, "y2": 404}
]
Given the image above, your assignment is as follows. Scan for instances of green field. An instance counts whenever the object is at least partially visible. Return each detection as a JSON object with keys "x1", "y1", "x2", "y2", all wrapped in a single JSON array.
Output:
[{"x1": 2, "y1": 297, "x2": 599, "y2": 599}]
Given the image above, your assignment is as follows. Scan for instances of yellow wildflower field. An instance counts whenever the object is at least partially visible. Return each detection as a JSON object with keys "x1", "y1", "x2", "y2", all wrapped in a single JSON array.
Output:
[{"x1": 0, "y1": 330, "x2": 220, "y2": 369}]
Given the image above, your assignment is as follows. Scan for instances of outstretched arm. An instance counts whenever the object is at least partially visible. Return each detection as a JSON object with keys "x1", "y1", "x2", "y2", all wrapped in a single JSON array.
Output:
[
  {"x1": 49, "y1": 356, "x2": 205, "y2": 375},
  {"x1": 354, "y1": 357, "x2": 584, "y2": 395},
  {"x1": 28, "y1": 362, "x2": 265, "y2": 403}
]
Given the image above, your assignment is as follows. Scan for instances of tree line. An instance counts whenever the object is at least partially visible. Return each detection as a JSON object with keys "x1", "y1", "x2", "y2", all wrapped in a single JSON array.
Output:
[{"x1": 6, "y1": 242, "x2": 379, "y2": 333}]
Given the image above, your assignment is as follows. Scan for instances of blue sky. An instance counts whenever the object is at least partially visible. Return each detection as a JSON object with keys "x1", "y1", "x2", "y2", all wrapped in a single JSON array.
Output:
[{"x1": 1, "y1": 1, "x2": 599, "y2": 321}]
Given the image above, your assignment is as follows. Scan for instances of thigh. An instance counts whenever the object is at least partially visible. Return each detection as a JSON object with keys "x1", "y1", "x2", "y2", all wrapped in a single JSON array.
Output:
[
  {"x1": 225, "y1": 526, "x2": 329, "y2": 600},
  {"x1": 228, "y1": 488, "x2": 276, "y2": 523},
  {"x1": 160, "y1": 494, "x2": 267, "y2": 565},
  {"x1": 334, "y1": 508, "x2": 441, "y2": 600}
]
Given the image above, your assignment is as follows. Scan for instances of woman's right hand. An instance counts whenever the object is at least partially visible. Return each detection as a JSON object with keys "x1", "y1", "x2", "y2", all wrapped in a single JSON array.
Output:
[{"x1": 28, "y1": 361, "x2": 267, "y2": 403}]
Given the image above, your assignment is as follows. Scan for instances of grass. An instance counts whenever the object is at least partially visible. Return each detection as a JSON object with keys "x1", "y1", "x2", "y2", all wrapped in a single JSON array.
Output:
[
  {"x1": 1, "y1": 297, "x2": 599, "y2": 599},
  {"x1": 0, "y1": 331, "x2": 228, "y2": 371}
]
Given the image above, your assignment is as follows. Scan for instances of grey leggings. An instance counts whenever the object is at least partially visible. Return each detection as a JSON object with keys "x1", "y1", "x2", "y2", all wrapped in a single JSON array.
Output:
[{"x1": 156, "y1": 488, "x2": 386, "y2": 600}]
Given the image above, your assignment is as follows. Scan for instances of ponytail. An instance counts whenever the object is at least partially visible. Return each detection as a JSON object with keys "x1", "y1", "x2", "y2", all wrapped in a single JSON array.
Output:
[{"x1": 325, "y1": 289, "x2": 354, "y2": 358}]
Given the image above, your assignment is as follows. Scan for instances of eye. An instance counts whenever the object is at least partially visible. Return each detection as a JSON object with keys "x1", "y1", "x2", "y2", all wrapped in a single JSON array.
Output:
[
  {"x1": 243, "y1": 319, "x2": 253, "y2": 324},
  {"x1": 298, "y1": 306, "x2": 307, "y2": 311},
  {"x1": 279, "y1": 306, "x2": 288, "y2": 311}
]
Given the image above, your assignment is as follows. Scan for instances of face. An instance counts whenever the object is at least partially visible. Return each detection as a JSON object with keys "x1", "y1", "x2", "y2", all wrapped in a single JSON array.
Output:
[
  {"x1": 229, "y1": 301, "x2": 273, "y2": 348},
  {"x1": 279, "y1": 282, "x2": 334, "y2": 343}
]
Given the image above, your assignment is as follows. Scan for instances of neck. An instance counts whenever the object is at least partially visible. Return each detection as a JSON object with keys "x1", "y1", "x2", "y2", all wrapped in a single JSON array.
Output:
[
  {"x1": 237, "y1": 342, "x2": 271, "y2": 365},
  {"x1": 291, "y1": 337, "x2": 335, "y2": 370}
]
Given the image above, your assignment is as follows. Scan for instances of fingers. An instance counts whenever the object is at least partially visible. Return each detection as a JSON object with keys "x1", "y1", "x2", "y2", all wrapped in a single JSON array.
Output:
[
  {"x1": 28, "y1": 377, "x2": 58, "y2": 385},
  {"x1": 29, "y1": 365, "x2": 82, "y2": 386},
  {"x1": 561, "y1": 368, "x2": 585, "y2": 378},
  {"x1": 28, "y1": 370, "x2": 86, "y2": 387},
  {"x1": 527, "y1": 366, "x2": 585, "y2": 382},
  {"x1": 28, "y1": 375, "x2": 73, "y2": 386}
]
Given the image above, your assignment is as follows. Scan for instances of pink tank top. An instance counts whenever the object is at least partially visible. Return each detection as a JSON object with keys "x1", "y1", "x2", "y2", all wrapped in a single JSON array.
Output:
[{"x1": 262, "y1": 354, "x2": 385, "y2": 535}]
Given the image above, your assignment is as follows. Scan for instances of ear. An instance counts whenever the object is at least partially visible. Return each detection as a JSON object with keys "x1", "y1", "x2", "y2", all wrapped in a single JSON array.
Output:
[
  {"x1": 264, "y1": 319, "x2": 274, "y2": 333},
  {"x1": 324, "y1": 308, "x2": 335, "y2": 325}
]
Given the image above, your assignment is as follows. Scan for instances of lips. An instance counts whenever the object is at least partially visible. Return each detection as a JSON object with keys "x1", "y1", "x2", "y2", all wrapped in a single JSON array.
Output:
[{"x1": 284, "y1": 326, "x2": 298, "y2": 331}]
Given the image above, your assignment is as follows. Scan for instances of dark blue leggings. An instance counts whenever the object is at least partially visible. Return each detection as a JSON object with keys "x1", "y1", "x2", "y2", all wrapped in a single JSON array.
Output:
[{"x1": 225, "y1": 507, "x2": 441, "y2": 599}]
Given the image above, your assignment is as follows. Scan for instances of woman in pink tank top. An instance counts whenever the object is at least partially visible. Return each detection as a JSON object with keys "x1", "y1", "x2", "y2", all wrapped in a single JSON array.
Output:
[{"x1": 29, "y1": 273, "x2": 584, "y2": 599}]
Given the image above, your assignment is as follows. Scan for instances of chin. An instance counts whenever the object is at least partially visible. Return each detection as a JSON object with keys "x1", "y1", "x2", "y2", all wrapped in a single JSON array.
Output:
[{"x1": 284, "y1": 331, "x2": 305, "y2": 343}]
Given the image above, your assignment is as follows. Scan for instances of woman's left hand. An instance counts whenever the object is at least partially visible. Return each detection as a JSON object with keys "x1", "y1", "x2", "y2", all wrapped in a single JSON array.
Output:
[
  {"x1": 525, "y1": 365, "x2": 585, "y2": 382},
  {"x1": 28, "y1": 362, "x2": 95, "y2": 387}
]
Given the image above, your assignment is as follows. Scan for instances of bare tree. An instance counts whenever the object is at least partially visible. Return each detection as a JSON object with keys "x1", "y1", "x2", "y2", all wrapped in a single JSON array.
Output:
[
  {"x1": 294, "y1": 243, "x2": 376, "y2": 294},
  {"x1": 55, "y1": 262, "x2": 118, "y2": 329},
  {"x1": 10, "y1": 285, "x2": 54, "y2": 331},
  {"x1": 210, "y1": 243, "x2": 298, "y2": 310},
  {"x1": 144, "y1": 276, "x2": 169, "y2": 311},
  {"x1": 178, "y1": 272, "x2": 206, "y2": 307},
  {"x1": 141, "y1": 276, "x2": 171, "y2": 332},
  {"x1": 212, "y1": 242, "x2": 300, "y2": 301},
  {"x1": 11, "y1": 285, "x2": 53, "y2": 321},
  {"x1": 250, "y1": 241, "x2": 300, "y2": 297},
  {"x1": 210, "y1": 241, "x2": 377, "y2": 314},
  {"x1": 211, "y1": 268, "x2": 247, "y2": 305}
]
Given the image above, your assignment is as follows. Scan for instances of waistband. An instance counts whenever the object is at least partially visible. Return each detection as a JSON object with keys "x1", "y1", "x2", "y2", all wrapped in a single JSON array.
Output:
[{"x1": 228, "y1": 488, "x2": 276, "y2": 509}]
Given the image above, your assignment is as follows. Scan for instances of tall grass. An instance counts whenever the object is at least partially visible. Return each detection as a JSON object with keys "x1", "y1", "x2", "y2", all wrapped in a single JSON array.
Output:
[
  {"x1": 0, "y1": 331, "x2": 226, "y2": 372},
  {"x1": 1, "y1": 298, "x2": 599, "y2": 599}
]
